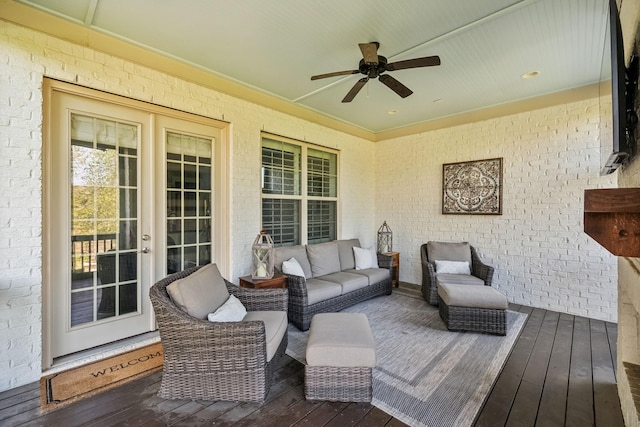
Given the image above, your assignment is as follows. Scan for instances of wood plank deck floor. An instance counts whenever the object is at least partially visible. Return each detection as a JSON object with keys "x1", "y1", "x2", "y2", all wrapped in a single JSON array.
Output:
[{"x1": 0, "y1": 288, "x2": 624, "y2": 427}]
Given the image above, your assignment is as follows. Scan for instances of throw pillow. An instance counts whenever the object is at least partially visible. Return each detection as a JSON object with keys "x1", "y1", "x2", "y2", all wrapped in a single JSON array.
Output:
[
  {"x1": 207, "y1": 294, "x2": 247, "y2": 322},
  {"x1": 435, "y1": 260, "x2": 471, "y2": 275},
  {"x1": 282, "y1": 257, "x2": 305, "y2": 277},
  {"x1": 353, "y1": 246, "x2": 379, "y2": 269}
]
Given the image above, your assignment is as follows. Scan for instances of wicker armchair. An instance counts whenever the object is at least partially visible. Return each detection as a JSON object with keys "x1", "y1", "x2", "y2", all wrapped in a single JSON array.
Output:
[
  {"x1": 420, "y1": 242, "x2": 494, "y2": 305},
  {"x1": 149, "y1": 266, "x2": 288, "y2": 403}
]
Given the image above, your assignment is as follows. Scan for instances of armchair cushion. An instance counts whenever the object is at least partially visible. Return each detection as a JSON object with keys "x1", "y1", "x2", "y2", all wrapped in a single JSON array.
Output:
[
  {"x1": 166, "y1": 263, "x2": 229, "y2": 319},
  {"x1": 243, "y1": 310, "x2": 288, "y2": 361},
  {"x1": 435, "y1": 260, "x2": 471, "y2": 275},
  {"x1": 437, "y1": 273, "x2": 485, "y2": 287},
  {"x1": 207, "y1": 294, "x2": 247, "y2": 322},
  {"x1": 307, "y1": 241, "x2": 341, "y2": 277},
  {"x1": 427, "y1": 241, "x2": 472, "y2": 265}
]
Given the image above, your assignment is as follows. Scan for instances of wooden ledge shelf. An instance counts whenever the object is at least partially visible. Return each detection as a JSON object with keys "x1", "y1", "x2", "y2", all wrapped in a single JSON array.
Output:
[{"x1": 584, "y1": 188, "x2": 640, "y2": 257}]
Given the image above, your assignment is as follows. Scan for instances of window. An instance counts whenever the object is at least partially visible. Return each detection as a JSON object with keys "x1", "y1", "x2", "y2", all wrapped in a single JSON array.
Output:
[{"x1": 261, "y1": 134, "x2": 338, "y2": 246}]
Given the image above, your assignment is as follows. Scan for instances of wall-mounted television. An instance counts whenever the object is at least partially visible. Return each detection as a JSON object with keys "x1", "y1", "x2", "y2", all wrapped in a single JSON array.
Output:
[{"x1": 599, "y1": 0, "x2": 638, "y2": 175}]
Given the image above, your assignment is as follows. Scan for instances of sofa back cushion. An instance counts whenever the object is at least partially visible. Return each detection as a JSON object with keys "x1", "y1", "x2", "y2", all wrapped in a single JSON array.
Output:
[
  {"x1": 273, "y1": 245, "x2": 312, "y2": 279},
  {"x1": 306, "y1": 241, "x2": 341, "y2": 277},
  {"x1": 337, "y1": 238, "x2": 361, "y2": 270},
  {"x1": 166, "y1": 263, "x2": 229, "y2": 319},
  {"x1": 427, "y1": 241, "x2": 472, "y2": 266}
]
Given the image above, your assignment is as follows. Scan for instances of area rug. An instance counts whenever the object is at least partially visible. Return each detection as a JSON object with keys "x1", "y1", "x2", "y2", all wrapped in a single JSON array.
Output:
[
  {"x1": 40, "y1": 342, "x2": 163, "y2": 412},
  {"x1": 286, "y1": 292, "x2": 527, "y2": 427}
]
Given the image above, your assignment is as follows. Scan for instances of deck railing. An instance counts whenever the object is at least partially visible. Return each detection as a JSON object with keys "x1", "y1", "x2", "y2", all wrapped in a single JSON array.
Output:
[{"x1": 71, "y1": 234, "x2": 117, "y2": 274}]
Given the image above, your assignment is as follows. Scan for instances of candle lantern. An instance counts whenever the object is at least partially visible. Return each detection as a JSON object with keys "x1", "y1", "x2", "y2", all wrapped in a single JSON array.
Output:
[
  {"x1": 377, "y1": 221, "x2": 393, "y2": 254},
  {"x1": 252, "y1": 230, "x2": 275, "y2": 279}
]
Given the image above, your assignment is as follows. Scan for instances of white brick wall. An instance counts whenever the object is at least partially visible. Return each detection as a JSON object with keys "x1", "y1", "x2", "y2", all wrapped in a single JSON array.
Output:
[
  {"x1": 375, "y1": 101, "x2": 619, "y2": 322},
  {"x1": 0, "y1": 21, "x2": 376, "y2": 391}
]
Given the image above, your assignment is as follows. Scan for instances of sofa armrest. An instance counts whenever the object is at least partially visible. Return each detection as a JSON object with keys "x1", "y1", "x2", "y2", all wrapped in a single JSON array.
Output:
[{"x1": 227, "y1": 281, "x2": 288, "y2": 312}]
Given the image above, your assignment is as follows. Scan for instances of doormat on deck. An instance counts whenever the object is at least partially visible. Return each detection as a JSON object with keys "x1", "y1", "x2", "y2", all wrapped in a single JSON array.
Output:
[{"x1": 40, "y1": 342, "x2": 163, "y2": 413}]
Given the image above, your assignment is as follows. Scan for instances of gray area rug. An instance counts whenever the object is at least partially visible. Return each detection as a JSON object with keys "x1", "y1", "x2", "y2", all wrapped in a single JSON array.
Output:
[{"x1": 286, "y1": 291, "x2": 527, "y2": 427}]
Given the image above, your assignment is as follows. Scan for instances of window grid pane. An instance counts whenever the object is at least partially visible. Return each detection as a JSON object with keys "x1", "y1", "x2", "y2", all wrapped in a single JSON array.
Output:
[
  {"x1": 262, "y1": 140, "x2": 301, "y2": 195},
  {"x1": 262, "y1": 198, "x2": 300, "y2": 246},
  {"x1": 166, "y1": 132, "x2": 213, "y2": 274},
  {"x1": 307, "y1": 200, "x2": 336, "y2": 244}
]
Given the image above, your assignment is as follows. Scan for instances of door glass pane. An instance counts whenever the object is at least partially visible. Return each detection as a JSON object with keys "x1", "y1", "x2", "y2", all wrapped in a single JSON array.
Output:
[
  {"x1": 70, "y1": 114, "x2": 139, "y2": 326},
  {"x1": 166, "y1": 132, "x2": 213, "y2": 274}
]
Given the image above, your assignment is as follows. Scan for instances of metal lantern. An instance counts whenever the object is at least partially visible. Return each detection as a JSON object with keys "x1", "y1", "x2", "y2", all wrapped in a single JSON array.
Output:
[
  {"x1": 252, "y1": 230, "x2": 275, "y2": 279},
  {"x1": 377, "y1": 221, "x2": 393, "y2": 254}
]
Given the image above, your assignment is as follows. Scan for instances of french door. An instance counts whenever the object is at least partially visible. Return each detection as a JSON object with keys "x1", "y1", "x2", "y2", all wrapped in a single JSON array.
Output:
[{"x1": 44, "y1": 80, "x2": 227, "y2": 365}]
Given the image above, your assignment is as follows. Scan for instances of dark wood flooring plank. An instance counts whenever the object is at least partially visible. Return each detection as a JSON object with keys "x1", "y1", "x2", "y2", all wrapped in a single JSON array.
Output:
[
  {"x1": 291, "y1": 401, "x2": 349, "y2": 426},
  {"x1": 323, "y1": 402, "x2": 372, "y2": 427},
  {"x1": 474, "y1": 307, "x2": 545, "y2": 427},
  {"x1": 261, "y1": 397, "x2": 324, "y2": 427},
  {"x1": 534, "y1": 312, "x2": 574, "y2": 427},
  {"x1": 506, "y1": 310, "x2": 560, "y2": 427},
  {"x1": 565, "y1": 316, "x2": 594, "y2": 427},
  {"x1": 591, "y1": 319, "x2": 624, "y2": 427},
  {"x1": 354, "y1": 405, "x2": 393, "y2": 426}
]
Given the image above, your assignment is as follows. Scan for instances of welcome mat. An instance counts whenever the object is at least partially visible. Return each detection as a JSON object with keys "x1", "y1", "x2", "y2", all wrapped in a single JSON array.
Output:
[{"x1": 40, "y1": 342, "x2": 164, "y2": 413}]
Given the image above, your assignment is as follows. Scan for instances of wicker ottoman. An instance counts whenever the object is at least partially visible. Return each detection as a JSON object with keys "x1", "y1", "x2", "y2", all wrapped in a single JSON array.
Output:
[
  {"x1": 438, "y1": 283, "x2": 508, "y2": 335},
  {"x1": 305, "y1": 313, "x2": 376, "y2": 402}
]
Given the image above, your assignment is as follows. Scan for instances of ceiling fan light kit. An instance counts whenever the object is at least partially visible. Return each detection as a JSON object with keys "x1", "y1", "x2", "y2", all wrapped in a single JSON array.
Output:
[{"x1": 311, "y1": 42, "x2": 441, "y2": 103}]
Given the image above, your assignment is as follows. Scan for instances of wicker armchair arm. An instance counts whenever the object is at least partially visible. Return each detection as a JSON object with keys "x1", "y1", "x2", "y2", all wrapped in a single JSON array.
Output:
[
  {"x1": 470, "y1": 246, "x2": 495, "y2": 286},
  {"x1": 227, "y1": 282, "x2": 288, "y2": 312}
]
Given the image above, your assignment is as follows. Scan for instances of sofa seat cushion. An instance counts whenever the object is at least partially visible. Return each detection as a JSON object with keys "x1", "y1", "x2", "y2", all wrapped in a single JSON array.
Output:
[
  {"x1": 273, "y1": 245, "x2": 313, "y2": 279},
  {"x1": 345, "y1": 268, "x2": 390, "y2": 285},
  {"x1": 437, "y1": 273, "x2": 484, "y2": 287},
  {"x1": 243, "y1": 310, "x2": 288, "y2": 361},
  {"x1": 305, "y1": 279, "x2": 343, "y2": 305},
  {"x1": 319, "y1": 271, "x2": 369, "y2": 294},
  {"x1": 438, "y1": 283, "x2": 508, "y2": 310},
  {"x1": 166, "y1": 263, "x2": 229, "y2": 319},
  {"x1": 306, "y1": 241, "x2": 341, "y2": 277}
]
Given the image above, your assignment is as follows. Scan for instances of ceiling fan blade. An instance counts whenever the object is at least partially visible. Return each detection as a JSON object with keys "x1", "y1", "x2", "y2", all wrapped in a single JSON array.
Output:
[
  {"x1": 386, "y1": 55, "x2": 441, "y2": 71},
  {"x1": 311, "y1": 69, "x2": 360, "y2": 80},
  {"x1": 359, "y1": 42, "x2": 379, "y2": 64},
  {"x1": 342, "y1": 77, "x2": 368, "y2": 103},
  {"x1": 379, "y1": 74, "x2": 413, "y2": 98}
]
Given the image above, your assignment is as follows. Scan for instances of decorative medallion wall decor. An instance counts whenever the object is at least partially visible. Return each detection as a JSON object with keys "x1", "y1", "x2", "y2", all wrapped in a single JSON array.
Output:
[{"x1": 442, "y1": 158, "x2": 503, "y2": 215}]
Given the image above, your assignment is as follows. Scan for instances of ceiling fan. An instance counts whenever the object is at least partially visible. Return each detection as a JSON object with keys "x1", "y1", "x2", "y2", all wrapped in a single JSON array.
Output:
[{"x1": 311, "y1": 42, "x2": 441, "y2": 103}]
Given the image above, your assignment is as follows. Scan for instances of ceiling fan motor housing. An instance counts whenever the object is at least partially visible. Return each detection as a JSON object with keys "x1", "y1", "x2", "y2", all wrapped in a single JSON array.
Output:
[{"x1": 359, "y1": 56, "x2": 388, "y2": 79}]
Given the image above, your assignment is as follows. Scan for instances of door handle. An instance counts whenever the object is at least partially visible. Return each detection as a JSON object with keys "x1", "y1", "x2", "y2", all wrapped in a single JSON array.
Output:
[{"x1": 140, "y1": 247, "x2": 150, "y2": 254}]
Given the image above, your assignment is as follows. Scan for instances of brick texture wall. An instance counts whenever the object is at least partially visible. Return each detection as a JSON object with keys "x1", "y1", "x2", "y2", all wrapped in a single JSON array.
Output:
[{"x1": 375, "y1": 101, "x2": 619, "y2": 322}]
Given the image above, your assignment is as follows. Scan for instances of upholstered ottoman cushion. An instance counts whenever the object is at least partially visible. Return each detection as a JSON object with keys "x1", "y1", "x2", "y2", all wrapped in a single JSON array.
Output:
[
  {"x1": 438, "y1": 283, "x2": 507, "y2": 335},
  {"x1": 305, "y1": 313, "x2": 376, "y2": 402}
]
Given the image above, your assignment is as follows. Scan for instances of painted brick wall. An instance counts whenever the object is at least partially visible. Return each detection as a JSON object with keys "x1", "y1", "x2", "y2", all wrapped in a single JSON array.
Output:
[
  {"x1": 375, "y1": 101, "x2": 619, "y2": 321},
  {"x1": 0, "y1": 21, "x2": 376, "y2": 391}
]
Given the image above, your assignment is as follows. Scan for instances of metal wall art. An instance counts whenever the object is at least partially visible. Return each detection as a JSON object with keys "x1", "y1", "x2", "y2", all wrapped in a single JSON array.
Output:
[{"x1": 442, "y1": 157, "x2": 503, "y2": 215}]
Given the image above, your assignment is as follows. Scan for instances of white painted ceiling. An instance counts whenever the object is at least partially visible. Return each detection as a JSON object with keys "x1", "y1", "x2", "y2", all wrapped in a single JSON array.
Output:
[{"x1": 16, "y1": 0, "x2": 610, "y2": 133}]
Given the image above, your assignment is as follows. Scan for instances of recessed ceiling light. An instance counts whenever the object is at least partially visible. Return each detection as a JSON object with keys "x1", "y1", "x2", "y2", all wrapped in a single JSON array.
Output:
[
  {"x1": 388, "y1": 110, "x2": 398, "y2": 115},
  {"x1": 521, "y1": 71, "x2": 540, "y2": 79},
  {"x1": 433, "y1": 99, "x2": 444, "y2": 103}
]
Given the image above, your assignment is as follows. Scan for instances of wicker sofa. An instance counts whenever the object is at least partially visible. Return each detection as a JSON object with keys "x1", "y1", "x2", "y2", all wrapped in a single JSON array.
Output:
[
  {"x1": 273, "y1": 239, "x2": 393, "y2": 331},
  {"x1": 149, "y1": 264, "x2": 288, "y2": 403}
]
